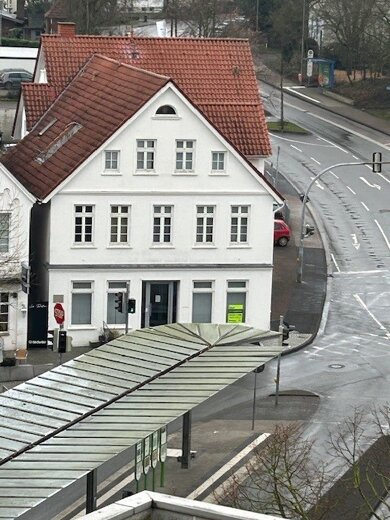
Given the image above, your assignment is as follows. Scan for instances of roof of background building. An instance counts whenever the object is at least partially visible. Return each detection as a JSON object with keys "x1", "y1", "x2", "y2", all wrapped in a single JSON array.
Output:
[
  {"x1": 3, "y1": 55, "x2": 169, "y2": 199},
  {"x1": 44, "y1": 0, "x2": 69, "y2": 19},
  {"x1": 23, "y1": 34, "x2": 271, "y2": 157}
]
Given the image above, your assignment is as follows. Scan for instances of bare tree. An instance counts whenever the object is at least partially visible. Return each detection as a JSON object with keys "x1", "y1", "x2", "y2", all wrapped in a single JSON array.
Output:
[{"x1": 215, "y1": 423, "x2": 332, "y2": 519}]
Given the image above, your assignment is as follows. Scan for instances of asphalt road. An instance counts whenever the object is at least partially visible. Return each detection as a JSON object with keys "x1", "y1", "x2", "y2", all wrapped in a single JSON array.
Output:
[{"x1": 195, "y1": 88, "x2": 390, "y2": 464}]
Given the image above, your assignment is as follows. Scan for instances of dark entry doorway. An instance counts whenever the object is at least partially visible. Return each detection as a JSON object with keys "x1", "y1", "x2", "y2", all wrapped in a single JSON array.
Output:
[{"x1": 142, "y1": 281, "x2": 177, "y2": 328}]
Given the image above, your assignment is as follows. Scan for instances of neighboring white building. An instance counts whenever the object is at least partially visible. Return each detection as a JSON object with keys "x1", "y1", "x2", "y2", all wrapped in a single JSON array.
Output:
[
  {"x1": 0, "y1": 163, "x2": 34, "y2": 354},
  {"x1": 127, "y1": 0, "x2": 164, "y2": 12}
]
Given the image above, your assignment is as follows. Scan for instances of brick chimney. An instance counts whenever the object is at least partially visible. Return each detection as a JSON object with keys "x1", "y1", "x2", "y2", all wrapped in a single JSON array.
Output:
[{"x1": 57, "y1": 22, "x2": 76, "y2": 37}]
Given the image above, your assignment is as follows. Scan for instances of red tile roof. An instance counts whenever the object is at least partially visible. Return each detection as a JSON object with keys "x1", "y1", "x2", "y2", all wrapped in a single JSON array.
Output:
[
  {"x1": 3, "y1": 55, "x2": 170, "y2": 199},
  {"x1": 23, "y1": 84, "x2": 56, "y2": 129},
  {"x1": 23, "y1": 36, "x2": 271, "y2": 156},
  {"x1": 44, "y1": 0, "x2": 69, "y2": 19}
]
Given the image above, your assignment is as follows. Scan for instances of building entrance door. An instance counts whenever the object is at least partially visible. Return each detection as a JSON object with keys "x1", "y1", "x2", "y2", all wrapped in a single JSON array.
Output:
[{"x1": 142, "y1": 281, "x2": 177, "y2": 328}]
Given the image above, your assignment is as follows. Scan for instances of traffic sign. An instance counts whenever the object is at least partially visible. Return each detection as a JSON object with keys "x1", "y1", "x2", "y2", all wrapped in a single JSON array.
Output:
[
  {"x1": 151, "y1": 431, "x2": 159, "y2": 469},
  {"x1": 160, "y1": 426, "x2": 167, "y2": 462},
  {"x1": 144, "y1": 436, "x2": 151, "y2": 475},
  {"x1": 135, "y1": 441, "x2": 143, "y2": 481},
  {"x1": 54, "y1": 303, "x2": 65, "y2": 325},
  {"x1": 372, "y1": 152, "x2": 382, "y2": 173},
  {"x1": 307, "y1": 59, "x2": 313, "y2": 78},
  {"x1": 307, "y1": 49, "x2": 314, "y2": 59}
]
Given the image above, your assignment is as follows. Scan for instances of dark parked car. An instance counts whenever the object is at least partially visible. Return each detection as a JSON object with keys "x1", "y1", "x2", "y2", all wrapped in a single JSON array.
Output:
[{"x1": 0, "y1": 70, "x2": 33, "y2": 90}]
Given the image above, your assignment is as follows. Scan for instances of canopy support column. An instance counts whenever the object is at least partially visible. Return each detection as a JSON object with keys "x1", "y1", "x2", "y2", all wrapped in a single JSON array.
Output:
[
  {"x1": 86, "y1": 469, "x2": 97, "y2": 513},
  {"x1": 181, "y1": 411, "x2": 192, "y2": 469}
]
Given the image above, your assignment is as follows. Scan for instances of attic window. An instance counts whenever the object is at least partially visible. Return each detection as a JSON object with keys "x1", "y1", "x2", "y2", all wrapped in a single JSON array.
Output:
[
  {"x1": 156, "y1": 105, "x2": 176, "y2": 116},
  {"x1": 36, "y1": 122, "x2": 82, "y2": 164}
]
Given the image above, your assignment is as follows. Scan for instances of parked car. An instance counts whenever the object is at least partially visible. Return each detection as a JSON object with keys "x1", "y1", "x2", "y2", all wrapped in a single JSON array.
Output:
[
  {"x1": 274, "y1": 219, "x2": 291, "y2": 246},
  {"x1": 0, "y1": 70, "x2": 33, "y2": 90}
]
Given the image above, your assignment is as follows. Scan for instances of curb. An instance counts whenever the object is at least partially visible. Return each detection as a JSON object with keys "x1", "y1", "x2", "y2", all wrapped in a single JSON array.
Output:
[
  {"x1": 268, "y1": 166, "x2": 331, "y2": 356},
  {"x1": 260, "y1": 78, "x2": 390, "y2": 138}
]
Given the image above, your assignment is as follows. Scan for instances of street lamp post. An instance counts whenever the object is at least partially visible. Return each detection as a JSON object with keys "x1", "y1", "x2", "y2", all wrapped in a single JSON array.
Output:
[
  {"x1": 300, "y1": 0, "x2": 306, "y2": 84},
  {"x1": 297, "y1": 160, "x2": 389, "y2": 283}
]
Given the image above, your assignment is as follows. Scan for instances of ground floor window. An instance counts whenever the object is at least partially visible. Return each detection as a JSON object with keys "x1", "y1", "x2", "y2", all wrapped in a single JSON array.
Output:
[
  {"x1": 0, "y1": 293, "x2": 9, "y2": 332},
  {"x1": 107, "y1": 281, "x2": 127, "y2": 325},
  {"x1": 226, "y1": 281, "x2": 247, "y2": 324},
  {"x1": 71, "y1": 281, "x2": 93, "y2": 325},
  {"x1": 192, "y1": 281, "x2": 213, "y2": 323}
]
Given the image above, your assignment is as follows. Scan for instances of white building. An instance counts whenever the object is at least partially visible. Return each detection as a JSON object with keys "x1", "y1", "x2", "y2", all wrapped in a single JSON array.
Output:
[
  {"x1": 6, "y1": 29, "x2": 279, "y2": 348},
  {"x1": 0, "y1": 163, "x2": 34, "y2": 355}
]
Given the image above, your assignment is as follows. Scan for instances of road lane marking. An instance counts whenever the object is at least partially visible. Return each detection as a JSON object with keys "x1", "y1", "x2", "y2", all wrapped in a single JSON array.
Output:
[
  {"x1": 290, "y1": 144, "x2": 302, "y2": 152},
  {"x1": 375, "y1": 219, "x2": 390, "y2": 251},
  {"x1": 284, "y1": 86, "x2": 322, "y2": 103},
  {"x1": 330, "y1": 171, "x2": 339, "y2": 179},
  {"x1": 351, "y1": 234, "x2": 360, "y2": 250},
  {"x1": 347, "y1": 186, "x2": 356, "y2": 195},
  {"x1": 317, "y1": 136, "x2": 348, "y2": 154},
  {"x1": 354, "y1": 294, "x2": 390, "y2": 339},
  {"x1": 282, "y1": 105, "x2": 390, "y2": 152},
  {"x1": 187, "y1": 433, "x2": 270, "y2": 500},
  {"x1": 375, "y1": 172, "x2": 390, "y2": 185},
  {"x1": 353, "y1": 155, "x2": 360, "y2": 160},
  {"x1": 360, "y1": 176, "x2": 381, "y2": 190},
  {"x1": 361, "y1": 201, "x2": 370, "y2": 211},
  {"x1": 331, "y1": 253, "x2": 340, "y2": 272},
  {"x1": 311, "y1": 157, "x2": 321, "y2": 165},
  {"x1": 311, "y1": 176, "x2": 325, "y2": 190},
  {"x1": 335, "y1": 269, "x2": 388, "y2": 275}
]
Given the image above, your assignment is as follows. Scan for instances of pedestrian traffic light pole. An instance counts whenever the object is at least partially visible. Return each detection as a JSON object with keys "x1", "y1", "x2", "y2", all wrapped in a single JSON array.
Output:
[{"x1": 297, "y1": 156, "x2": 389, "y2": 283}]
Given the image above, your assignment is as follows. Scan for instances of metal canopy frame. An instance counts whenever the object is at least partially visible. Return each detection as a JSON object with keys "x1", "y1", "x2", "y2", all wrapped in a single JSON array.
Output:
[{"x1": 0, "y1": 323, "x2": 282, "y2": 520}]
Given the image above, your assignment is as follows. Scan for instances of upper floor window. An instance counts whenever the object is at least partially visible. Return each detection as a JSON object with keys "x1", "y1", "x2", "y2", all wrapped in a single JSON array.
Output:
[
  {"x1": 230, "y1": 205, "x2": 249, "y2": 243},
  {"x1": 137, "y1": 140, "x2": 155, "y2": 171},
  {"x1": 105, "y1": 150, "x2": 120, "y2": 171},
  {"x1": 212, "y1": 152, "x2": 226, "y2": 172},
  {"x1": 156, "y1": 105, "x2": 176, "y2": 115},
  {"x1": 196, "y1": 205, "x2": 214, "y2": 244},
  {"x1": 74, "y1": 205, "x2": 94, "y2": 244},
  {"x1": 0, "y1": 213, "x2": 10, "y2": 253},
  {"x1": 176, "y1": 140, "x2": 195, "y2": 172},
  {"x1": 153, "y1": 205, "x2": 173, "y2": 244},
  {"x1": 110, "y1": 205, "x2": 130, "y2": 244},
  {"x1": 0, "y1": 293, "x2": 9, "y2": 332}
]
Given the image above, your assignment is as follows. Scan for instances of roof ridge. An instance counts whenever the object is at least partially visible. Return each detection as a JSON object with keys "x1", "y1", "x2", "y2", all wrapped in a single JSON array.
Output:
[
  {"x1": 92, "y1": 53, "x2": 171, "y2": 81},
  {"x1": 41, "y1": 34, "x2": 250, "y2": 43}
]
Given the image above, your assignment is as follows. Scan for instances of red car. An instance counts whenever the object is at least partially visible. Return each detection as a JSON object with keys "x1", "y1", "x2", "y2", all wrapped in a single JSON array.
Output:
[{"x1": 274, "y1": 219, "x2": 291, "y2": 247}]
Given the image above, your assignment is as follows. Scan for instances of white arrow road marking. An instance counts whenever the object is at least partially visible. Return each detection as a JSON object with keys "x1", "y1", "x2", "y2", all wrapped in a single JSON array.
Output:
[
  {"x1": 310, "y1": 177, "x2": 325, "y2": 190},
  {"x1": 360, "y1": 176, "x2": 381, "y2": 190},
  {"x1": 351, "y1": 234, "x2": 360, "y2": 250},
  {"x1": 354, "y1": 294, "x2": 390, "y2": 339}
]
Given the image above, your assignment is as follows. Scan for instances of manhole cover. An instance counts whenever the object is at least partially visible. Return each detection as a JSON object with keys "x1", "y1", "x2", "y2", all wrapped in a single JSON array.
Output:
[{"x1": 328, "y1": 364, "x2": 345, "y2": 369}]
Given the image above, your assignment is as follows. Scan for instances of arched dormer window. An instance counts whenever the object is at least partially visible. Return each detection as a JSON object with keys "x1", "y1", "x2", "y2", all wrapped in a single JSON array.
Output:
[{"x1": 156, "y1": 105, "x2": 176, "y2": 116}]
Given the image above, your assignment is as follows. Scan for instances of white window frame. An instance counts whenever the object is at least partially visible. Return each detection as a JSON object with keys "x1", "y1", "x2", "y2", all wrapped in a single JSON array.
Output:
[
  {"x1": 226, "y1": 280, "x2": 248, "y2": 324},
  {"x1": 192, "y1": 281, "x2": 214, "y2": 323},
  {"x1": 74, "y1": 205, "x2": 94, "y2": 245},
  {"x1": 104, "y1": 150, "x2": 120, "y2": 172},
  {"x1": 0, "y1": 293, "x2": 9, "y2": 333},
  {"x1": 211, "y1": 151, "x2": 226, "y2": 172},
  {"x1": 136, "y1": 140, "x2": 156, "y2": 171},
  {"x1": 153, "y1": 205, "x2": 173, "y2": 244},
  {"x1": 0, "y1": 212, "x2": 10, "y2": 253},
  {"x1": 110, "y1": 205, "x2": 130, "y2": 245},
  {"x1": 196, "y1": 205, "x2": 215, "y2": 244},
  {"x1": 230, "y1": 205, "x2": 249, "y2": 244},
  {"x1": 71, "y1": 281, "x2": 93, "y2": 326},
  {"x1": 107, "y1": 281, "x2": 128, "y2": 327},
  {"x1": 175, "y1": 140, "x2": 195, "y2": 172}
]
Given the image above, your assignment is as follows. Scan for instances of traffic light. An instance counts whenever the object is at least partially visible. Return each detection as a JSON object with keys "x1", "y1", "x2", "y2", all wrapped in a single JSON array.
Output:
[
  {"x1": 47, "y1": 329, "x2": 59, "y2": 351},
  {"x1": 58, "y1": 330, "x2": 67, "y2": 354},
  {"x1": 128, "y1": 298, "x2": 136, "y2": 314},
  {"x1": 115, "y1": 292, "x2": 123, "y2": 313}
]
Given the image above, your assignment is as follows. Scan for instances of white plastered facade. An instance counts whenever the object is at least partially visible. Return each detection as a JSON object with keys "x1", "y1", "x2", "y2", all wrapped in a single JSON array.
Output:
[{"x1": 46, "y1": 84, "x2": 279, "y2": 346}]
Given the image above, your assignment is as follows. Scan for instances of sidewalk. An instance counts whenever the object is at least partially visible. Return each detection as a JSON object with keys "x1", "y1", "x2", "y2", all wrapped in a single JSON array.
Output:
[{"x1": 257, "y1": 64, "x2": 390, "y2": 136}]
